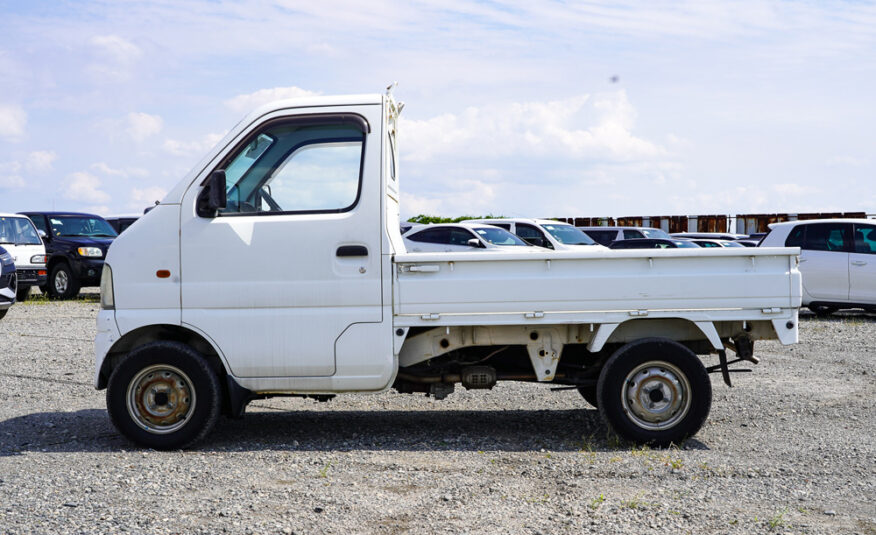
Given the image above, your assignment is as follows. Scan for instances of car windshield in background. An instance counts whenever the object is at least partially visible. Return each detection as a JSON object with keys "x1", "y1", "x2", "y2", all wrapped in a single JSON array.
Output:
[
  {"x1": 474, "y1": 228, "x2": 529, "y2": 246},
  {"x1": 542, "y1": 224, "x2": 597, "y2": 245},
  {"x1": 0, "y1": 217, "x2": 42, "y2": 245},
  {"x1": 641, "y1": 228, "x2": 671, "y2": 239},
  {"x1": 673, "y1": 240, "x2": 701, "y2": 248},
  {"x1": 49, "y1": 217, "x2": 118, "y2": 238}
]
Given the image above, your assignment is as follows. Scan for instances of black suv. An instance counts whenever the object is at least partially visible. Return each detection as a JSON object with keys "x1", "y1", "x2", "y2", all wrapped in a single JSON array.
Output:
[{"x1": 18, "y1": 212, "x2": 117, "y2": 299}]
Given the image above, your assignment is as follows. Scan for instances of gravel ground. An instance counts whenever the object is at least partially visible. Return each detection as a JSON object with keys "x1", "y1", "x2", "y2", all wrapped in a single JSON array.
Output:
[{"x1": 0, "y1": 290, "x2": 874, "y2": 535}]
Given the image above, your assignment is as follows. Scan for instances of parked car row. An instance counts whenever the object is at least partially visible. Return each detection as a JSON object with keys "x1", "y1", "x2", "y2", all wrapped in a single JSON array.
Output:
[{"x1": 400, "y1": 217, "x2": 876, "y2": 317}]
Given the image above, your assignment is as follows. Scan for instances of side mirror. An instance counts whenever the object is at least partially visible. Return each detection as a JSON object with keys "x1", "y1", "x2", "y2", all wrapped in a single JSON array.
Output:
[
  {"x1": 37, "y1": 229, "x2": 47, "y2": 239},
  {"x1": 197, "y1": 170, "x2": 227, "y2": 218},
  {"x1": 467, "y1": 238, "x2": 484, "y2": 248}
]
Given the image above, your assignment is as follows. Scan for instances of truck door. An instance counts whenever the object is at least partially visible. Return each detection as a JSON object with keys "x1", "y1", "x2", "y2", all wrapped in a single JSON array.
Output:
[{"x1": 179, "y1": 108, "x2": 383, "y2": 378}]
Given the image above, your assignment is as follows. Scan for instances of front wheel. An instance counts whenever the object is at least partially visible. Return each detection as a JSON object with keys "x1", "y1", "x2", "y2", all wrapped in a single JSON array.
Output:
[
  {"x1": 106, "y1": 341, "x2": 221, "y2": 450},
  {"x1": 49, "y1": 263, "x2": 80, "y2": 299},
  {"x1": 597, "y1": 338, "x2": 711, "y2": 447},
  {"x1": 0, "y1": 308, "x2": 7, "y2": 320}
]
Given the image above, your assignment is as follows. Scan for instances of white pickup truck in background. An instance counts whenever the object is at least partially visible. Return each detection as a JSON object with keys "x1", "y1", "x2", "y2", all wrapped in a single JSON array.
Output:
[{"x1": 94, "y1": 90, "x2": 802, "y2": 449}]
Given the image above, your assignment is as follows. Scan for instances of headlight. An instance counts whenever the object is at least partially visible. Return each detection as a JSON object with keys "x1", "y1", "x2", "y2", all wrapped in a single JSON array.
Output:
[
  {"x1": 0, "y1": 252, "x2": 12, "y2": 266},
  {"x1": 77, "y1": 247, "x2": 103, "y2": 257},
  {"x1": 100, "y1": 264, "x2": 114, "y2": 309},
  {"x1": 30, "y1": 254, "x2": 47, "y2": 264}
]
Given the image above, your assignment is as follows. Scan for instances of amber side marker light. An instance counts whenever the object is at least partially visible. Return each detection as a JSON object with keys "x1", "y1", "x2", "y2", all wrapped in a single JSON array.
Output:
[{"x1": 156, "y1": 270, "x2": 171, "y2": 278}]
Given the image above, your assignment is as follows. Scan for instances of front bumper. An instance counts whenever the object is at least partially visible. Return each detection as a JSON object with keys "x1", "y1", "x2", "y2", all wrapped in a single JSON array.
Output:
[
  {"x1": 16, "y1": 267, "x2": 47, "y2": 287},
  {"x1": 94, "y1": 309, "x2": 120, "y2": 389},
  {"x1": 72, "y1": 258, "x2": 105, "y2": 286}
]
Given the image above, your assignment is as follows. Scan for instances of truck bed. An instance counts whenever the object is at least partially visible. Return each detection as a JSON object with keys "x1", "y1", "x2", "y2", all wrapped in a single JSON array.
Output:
[{"x1": 394, "y1": 247, "x2": 801, "y2": 331}]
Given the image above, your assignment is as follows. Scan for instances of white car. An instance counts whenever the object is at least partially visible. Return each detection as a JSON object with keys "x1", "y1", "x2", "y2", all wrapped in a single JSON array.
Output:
[
  {"x1": 465, "y1": 218, "x2": 607, "y2": 251},
  {"x1": 0, "y1": 213, "x2": 48, "y2": 301},
  {"x1": 760, "y1": 218, "x2": 876, "y2": 315},
  {"x1": 402, "y1": 223, "x2": 535, "y2": 252}
]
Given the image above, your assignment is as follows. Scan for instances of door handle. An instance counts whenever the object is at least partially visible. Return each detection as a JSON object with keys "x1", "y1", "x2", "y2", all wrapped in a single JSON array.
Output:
[
  {"x1": 851, "y1": 260, "x2": 867, "y2": 266},
  {"x1": 406, "y1": 264, "x2": 440, "y2": 273},
  {"x1": 336, "y1": 245, "x2": 368, "y2": 257}
]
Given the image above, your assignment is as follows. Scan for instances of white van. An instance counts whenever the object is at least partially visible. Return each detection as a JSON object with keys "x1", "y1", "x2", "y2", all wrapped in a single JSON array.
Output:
[{"x1": 0, "y1": 214, "x2": 48, "y2": 301}]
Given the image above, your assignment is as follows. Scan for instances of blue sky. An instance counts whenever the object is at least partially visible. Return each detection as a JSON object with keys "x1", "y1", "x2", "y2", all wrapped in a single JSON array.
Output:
[{"x1": 1, "y1": 0, "x2": 874, "y2": 219}]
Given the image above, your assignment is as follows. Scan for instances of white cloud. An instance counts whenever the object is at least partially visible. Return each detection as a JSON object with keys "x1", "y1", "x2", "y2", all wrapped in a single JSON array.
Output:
[
  {"x1": 0, "y1": 161, "x2": 24, "y2": 189},
  {"x1": 772, "y1": 183, "x2": 819, "y2": 196},
  {"x1": 128, "y1": 186, "x2": 167, "y2": 210},
  {"x1": 0, "y1": 104, "x2": 27, "y2": 140},
  {"x1": 90, "y1": 162, "x2": 149, "y2": 178},
  {"x1": 126, "y1": 112, "x2": 163, "y2": 142},
  {"x1": 401, "y1": 91, "x2": 663, "y2": 163},
  {"x1": 90, "y1": 35, "x2": 142, "y2": 64},
  {"x1": 163, "y1": 132, "x2": 225, "y2": 157},
  {"x1": 88, "y1": 35, "x2": 142, "y2": 82},
  {"x1": 224, "y1": 87, "x2": 322, "y2": 114},
  {"x1": 25, "y1": 151, "x2": 57, "y2": 173},
  {"x1": 65, "y1": 172, "x2": 111, "y2": 204}
]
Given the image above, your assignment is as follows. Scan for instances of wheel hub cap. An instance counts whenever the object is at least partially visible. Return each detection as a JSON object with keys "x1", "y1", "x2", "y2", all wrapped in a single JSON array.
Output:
[
  {"x1": 126, "y1": 365, "x2": 196, "y2": 434},
  {"x1": 622, "y1": 361, "x2": 691, "y2": 431},
  {"x1": 54, "y1": 271, "x2": 68, "y2": 293}
]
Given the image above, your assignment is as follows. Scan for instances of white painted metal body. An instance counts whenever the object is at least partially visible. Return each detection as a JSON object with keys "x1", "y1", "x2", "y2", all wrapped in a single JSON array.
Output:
[{"x1": 94, "y1": 93, "x2": 802, "y2": 398}]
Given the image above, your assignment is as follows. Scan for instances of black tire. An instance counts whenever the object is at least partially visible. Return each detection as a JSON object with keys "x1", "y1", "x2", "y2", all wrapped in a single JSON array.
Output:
[
  {"x1": 810, "y1": 305, "x2": 837, "y2": 318},
  {"x1": 107, "y1": 341, "x2": 221, "y2": 450},
  {"x1": 597, "y1": 338, "x2": 711, "y2": 447},
  {"x1": 0, "y1": 308, "x2": 7, "y2": 320},
  {"x1": 49, "y1": 263, "x2": 80, "y2": 299},
  {"x1": 16, "y1": 286, "x2": 30, "y2": 302},
  {"x1": 577, "y1": 385, "x2": 598, "y2": 408}
]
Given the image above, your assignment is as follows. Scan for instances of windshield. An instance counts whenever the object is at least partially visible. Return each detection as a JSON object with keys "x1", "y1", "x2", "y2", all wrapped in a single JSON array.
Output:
[
  {"x1": 542, "y1": 224, "x2": 597, "y2": 245},
  {"x1": 474, "y1": 227, "x2": 529, "y2": 246},
  {"x1": 0, "y1": 216, "x2": 42, "y2": 245},
  {"x1": 641, "y1": 228, "x2": 671, "y2": 239},
  {"x1": 49, "y1": 216, "x2": 118, "y2": 238}
]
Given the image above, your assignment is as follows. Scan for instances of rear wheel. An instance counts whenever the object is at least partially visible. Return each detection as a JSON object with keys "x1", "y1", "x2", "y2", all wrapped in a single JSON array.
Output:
[
  {"x1": 107, "y1": 341, "x2": 221, "y2": 450},
  {"x1": 16, "y1": 286, "x2": 30, "y2": 302},
  {"x1": 810, "y1": 305, "x2": 837, "y2": 317},
  {"x1": 49, "y1": 263, "x2": 80, "y2": 299},
  {"x1": 577, "y1": 386, "x2": 598, "y2": 408},
  {"x1": 597, "y1": 338, "x2": 711, "y2": 447}
]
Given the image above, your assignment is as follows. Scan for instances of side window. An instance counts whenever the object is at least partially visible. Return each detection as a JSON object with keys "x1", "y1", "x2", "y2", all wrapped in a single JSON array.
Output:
[
  {"x1": 853, "y1": 224, "x2": 876, "y2": 254},
  {"x1": 448, "y1": 229, "x2": 476, "y2": 246},
  {"x1": 28, "y1": 215, "x2": 48, "y2": 236},
  {"x1": 623, "y1": 229, "x2": 643, "y2": 239},
  {"x1": 407, "y1": 228, "x2": 449, "y2": 244},
  {"x1": 785, "y1": 225, "x2": 806, "y2": 247},
  {"x1": 219, "y1": 120, "x2": 365, "y2": 215},
  {"x1": 516, "y1": 224, "x2": 545, "y2": 241},
  {"x1": 803, "y1": 223, "x2": 851, "y2": 252},
  {"x1": 491, "y1": 223, "x2": 511, "y2": 231}
]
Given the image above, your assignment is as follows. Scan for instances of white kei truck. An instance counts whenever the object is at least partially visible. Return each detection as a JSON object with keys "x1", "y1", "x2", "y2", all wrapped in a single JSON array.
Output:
[{"x1": 94, "y1": 90, "x2": 802, "y2": 449}]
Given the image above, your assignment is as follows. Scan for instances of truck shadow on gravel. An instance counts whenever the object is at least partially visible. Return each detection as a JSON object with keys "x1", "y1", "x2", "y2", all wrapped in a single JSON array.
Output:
[{"x1": 0, "y1": 408, "x2": 708, "y2": 455}]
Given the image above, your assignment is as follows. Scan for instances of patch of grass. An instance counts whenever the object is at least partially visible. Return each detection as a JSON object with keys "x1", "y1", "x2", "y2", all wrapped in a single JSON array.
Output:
[
  {"x1": 621, "y1": 492, "x2": 650, "y2": 510},
  {"x1": 590, "y1": 493, "x2": 605, "y2": 510},
  {"x1": 318, "y1": 461, "x2": 332, "y2": 479},
  {"x1": 767, "y1": 508, "x2": 788, "y2": 530}
]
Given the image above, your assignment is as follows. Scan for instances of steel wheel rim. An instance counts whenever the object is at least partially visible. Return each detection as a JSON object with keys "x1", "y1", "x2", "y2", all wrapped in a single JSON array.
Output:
[
  {"x1": 621, "y1": 360, "x2": 691, "y2": 431},
  {"x1": 126, "y1": 364, "x2": 196, "y2": 434},
  {"x1": 54, "y1": 270, "x2": 68, "y2": 294}
]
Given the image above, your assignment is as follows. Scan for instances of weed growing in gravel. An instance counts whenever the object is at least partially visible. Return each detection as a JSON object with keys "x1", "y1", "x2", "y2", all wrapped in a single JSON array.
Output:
[
  {"x1": 318, "y1": 462, "x2": 332, "y2": 479},
  {"x1": 577, "y1": 434, "x2": 597, "y2": 464},
  {"x1": 590, "y1": 494, "x2": 605, "y2": 510},
  {"x1": 621, "y1": 492, "x2": 650, "y2": 510},
  {"x1": 767, "y1": 508, "x2": 788, "y2": 530}
]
